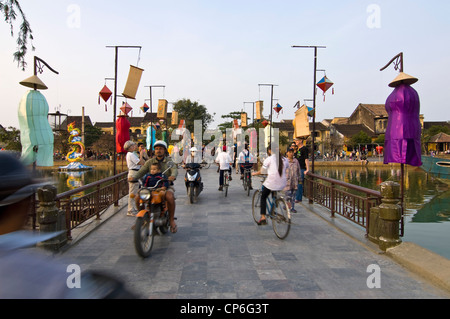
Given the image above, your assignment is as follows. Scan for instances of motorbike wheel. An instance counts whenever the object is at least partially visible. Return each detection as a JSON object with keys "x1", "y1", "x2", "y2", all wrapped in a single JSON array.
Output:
[
  {"x1": 159, "y1": 211, "x2": 169, "y2": 234},
  {"x1": 134, "y1": 212, "x2": 154, "y2": 258},
  {"x1": 189, "y1": 184, "x2": 195, "y2": 204}
]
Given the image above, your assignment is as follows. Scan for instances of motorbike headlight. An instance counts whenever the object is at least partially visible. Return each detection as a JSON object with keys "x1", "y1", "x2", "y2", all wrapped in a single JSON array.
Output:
[
  {"x1": 187, "y1": 173, "x2": 197, "y2": 181},
  {"x1": 139, "y1": 189, "x2": 151, "y2": 201}
]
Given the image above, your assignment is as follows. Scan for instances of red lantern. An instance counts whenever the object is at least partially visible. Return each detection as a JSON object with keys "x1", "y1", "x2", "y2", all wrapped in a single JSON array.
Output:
[
  {"x1": 262, "y1": 120, "x2": 269, "y2": 128},
  {"x1": 99, "y1": 85, "x2": 112, "y2": 111},
  {"x1": 273, "y1": 103, "x2": 283, "y2": 118},
  {"x1": 141, "y1": 103, "x2": 149, "y2": 113},
  {"x1": 120, "y1": 102, "x2": 133, "y2": 116},
  {"x1": 116, "y1": 115, "x2": 130, "y2": 154},
  {"x1": 317, "y1": 76, "x2": 334, "y2": 101}
]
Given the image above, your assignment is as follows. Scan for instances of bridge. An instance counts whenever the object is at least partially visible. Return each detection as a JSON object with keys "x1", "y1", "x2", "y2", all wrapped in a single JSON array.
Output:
[{"x1": 29, "y1": 166, "x2": 450, "y2": 299}]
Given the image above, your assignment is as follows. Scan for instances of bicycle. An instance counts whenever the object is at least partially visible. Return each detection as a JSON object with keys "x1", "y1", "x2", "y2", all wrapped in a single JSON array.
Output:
[
  {"x1": 251, "y1": 176, "x2": 291, "y2": 239},
  {"x1": 242, "y1": 168, "x2": 252, "y2": 197},
  {"x1": 223, "y1": 169, "x2": 230, "y2": 197}
]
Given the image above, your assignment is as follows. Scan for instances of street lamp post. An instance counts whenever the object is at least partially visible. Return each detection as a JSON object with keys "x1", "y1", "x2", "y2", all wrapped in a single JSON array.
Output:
[
  {"x1": 258, "y1": 84, "x2": 278, "y2": 147},
  {"x1": 106, "y1": 45, "x2": 142, "y2": 176},
  {"x1": 291, "y1": 45, "x2": 326, "y2": 174},
  {"x1": 145, "y1": 85, "x2": 165, "y2": 154}
]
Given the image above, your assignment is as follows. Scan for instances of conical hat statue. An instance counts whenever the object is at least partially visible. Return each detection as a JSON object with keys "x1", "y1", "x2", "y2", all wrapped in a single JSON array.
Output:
[
  {"x1": 389, "y1": 72, "x2": 418, "y2": 88},
  {"x1": 19, "y1": 75, "x2": 48, "y2": 90}
]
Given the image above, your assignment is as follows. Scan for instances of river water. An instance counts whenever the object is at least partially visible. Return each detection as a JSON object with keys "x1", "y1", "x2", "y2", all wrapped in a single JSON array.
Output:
[
  {"x1": 314, "y1": 165, "x2": 450, "y2": 260},
  {"x1": 38, "y1": 163, "x2": 450, "y2": 259}
]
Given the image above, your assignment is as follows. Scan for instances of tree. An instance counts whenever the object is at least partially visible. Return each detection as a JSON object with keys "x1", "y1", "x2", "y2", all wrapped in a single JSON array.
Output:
[
  {"x1": 1, "y1": 0, "x2": 34, "y2": 70},
  {"x1": 0, "y1": 126, "x2": 21, "y2": 151},
  {"x1": 218, "y1": 111, "x2": 242, "y2": 132},
  {"x1": 172, "y1": 99, "x2": 214, "y2": 134},
  {"x1": 350, "y1": 131, "x2": 371, "y2": 148}
]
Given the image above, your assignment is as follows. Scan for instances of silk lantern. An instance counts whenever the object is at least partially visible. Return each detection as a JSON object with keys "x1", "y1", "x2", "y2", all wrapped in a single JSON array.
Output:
[
  {"x1": 122, "y1": 65, "x2": 144, "y2": 100},
  {"x1": 157, "y1": 99, "x2": 168, "y2": 119},
  {"x1": 116, "y1": 115, "x2": 131, "y2": 154},
  {"x1": 256, "y1": 101, "x2": 264, "y2": 120}
]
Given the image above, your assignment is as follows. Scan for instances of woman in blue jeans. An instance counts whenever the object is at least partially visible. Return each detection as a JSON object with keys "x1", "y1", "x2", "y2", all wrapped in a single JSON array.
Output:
[{"x1": 252, "y1": 147, "x2": 287, "y2": 225}]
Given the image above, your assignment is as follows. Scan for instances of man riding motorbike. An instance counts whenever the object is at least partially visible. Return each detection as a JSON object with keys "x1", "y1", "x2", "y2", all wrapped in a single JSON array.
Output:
[{"x1": 131, "y1": 140, "x2": 178, "y2": 233}]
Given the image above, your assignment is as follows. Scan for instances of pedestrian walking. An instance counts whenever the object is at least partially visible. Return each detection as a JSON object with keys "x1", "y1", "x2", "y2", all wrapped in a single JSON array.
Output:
[
  {"x1": 294, "y1": 138, "x2": 310, "y2": 202},
  {"x1": 125, "y1": 141, "x2": 144, "y2": 216},
  {"x1": 284, "y1": 147, "x2": 300, "y2": 213}
]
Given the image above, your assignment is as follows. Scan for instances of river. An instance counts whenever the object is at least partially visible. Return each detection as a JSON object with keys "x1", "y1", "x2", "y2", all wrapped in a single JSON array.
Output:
[{"x1": 314, "y1": 165, "x2": 450, "y2": 260}]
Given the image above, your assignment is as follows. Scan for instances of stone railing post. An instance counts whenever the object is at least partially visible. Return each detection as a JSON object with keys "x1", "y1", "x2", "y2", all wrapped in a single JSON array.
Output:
[
  {"x1": 377, "y1": 181, "x2": 402, "y2": 251},
  {"x1": 37, "y1": 185, "x2": 68, "y2": 250}
]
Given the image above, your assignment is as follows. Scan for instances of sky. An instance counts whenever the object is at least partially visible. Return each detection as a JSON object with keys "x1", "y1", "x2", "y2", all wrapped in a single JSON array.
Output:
[{"x1": 1, "y1": 0, "x2": 450, "y2": 130}]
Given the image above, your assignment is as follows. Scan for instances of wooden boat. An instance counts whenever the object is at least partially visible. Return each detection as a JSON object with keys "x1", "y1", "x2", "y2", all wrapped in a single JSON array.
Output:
[{"x1": 421, "y1": 155, "x2": 450, "y2": 184}]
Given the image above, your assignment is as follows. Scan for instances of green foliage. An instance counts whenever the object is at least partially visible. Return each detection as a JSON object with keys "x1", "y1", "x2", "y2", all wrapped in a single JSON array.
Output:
[
  {"x1": 374, "y1": 134, "x2": 385, "y2": 145},
  {"x1": 172, "y1": 99, "x2": 214, "y2": 134},
  {"x1": 350, "y1": 130, "x2": 371, "y2": 147},
  {"x1": 0, "y1": 126, "x2": 22, "y2": 151},
  {"x1": 1, "y1": 0, "x2": 35, "y2": 70}
]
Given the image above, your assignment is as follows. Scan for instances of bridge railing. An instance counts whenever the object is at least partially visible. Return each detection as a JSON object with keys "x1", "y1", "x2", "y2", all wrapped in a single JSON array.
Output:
[
  {"x1": 304, "y1": 172, "x2": 385, "y2": 235},
  {"x1": 52, "y1": 172, "x2": 129, "y2": 240}
]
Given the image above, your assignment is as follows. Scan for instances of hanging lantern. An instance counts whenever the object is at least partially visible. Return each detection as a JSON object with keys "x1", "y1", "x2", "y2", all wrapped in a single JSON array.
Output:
[
  {"x1": 241, "y1": 113, "x2": 248, "y2": 128},
  {"x1": 317, "y1": 76, "x2": 334, "y2": 101},
  {"x1": 140, "y1": 103, "x2": 149, "y2": 113},
  {"x1": 233, "y1": 119, "x2": 239, "y2": 129},
  {"x1": 256, "y1": 101, "x2": 264, "y2": 120},
  {"x1": 122, "y1": 65, "x2": 144, "y2": 100},
  {"x1": 116, "y1": 115, "x2": 130, "y2": 154},
  {"x1": 99, "y1": 85, "x2": 112, "y2": 103},
  {"x1": 171, "y1": 111, "x2": 179, "y2": 126},
  {"x1": 293, "y1": 105, "x2": 310, "y2": 139},
  {"x1": 157, "y1": 99, "x2": 168, "y2": 119},
  {"x1": 120, "y1": 102, "x2": 132, "y2": 116},
  {"x1": 273, "y1": 103, "x2": 283, "y2": 118},
  {"x1": 262, "y1": 120, "x2": 269, "y2": 128}
]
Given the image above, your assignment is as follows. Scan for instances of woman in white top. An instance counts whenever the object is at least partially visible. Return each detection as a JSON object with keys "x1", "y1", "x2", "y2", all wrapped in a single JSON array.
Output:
[
  {"x1": 252, "y1": 146, "x2": 288, "y2": 225},
  {"x1": 124, "y1": 140, "x2": 145, "y2": 216}
]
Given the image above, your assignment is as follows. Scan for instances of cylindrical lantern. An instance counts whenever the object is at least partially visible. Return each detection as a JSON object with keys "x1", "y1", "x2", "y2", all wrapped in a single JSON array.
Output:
[
  {"x1": 241, "y1": 113, "x2": 248, "y2": 127},
  {"x1": 293, "y1": 105, "x2": 310, "y2": 139},
  {"x1": 122, "y1": 65, "x2": 144, "y2": 100},
  {"x1": 157, "y1": 99, "x2": 168, "y2": 119},
  {"x1": 171, "y1": 111, "x2": 179, "y2": 126},
  {"x1": 256, "y1": 101, "x2": 264, "y2": 120},
  {"x1": 116, "y1": 115, "x2": 131, "y2": 154}
]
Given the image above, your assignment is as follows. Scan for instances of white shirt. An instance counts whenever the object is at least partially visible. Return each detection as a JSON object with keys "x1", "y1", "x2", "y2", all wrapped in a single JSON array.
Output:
[
  {"x1": 215, "y1": 151, "x2": 232, "y2": 170},
  {"x1": 262, "y1": 154, "x2": 288, "y2": 191},
  {"x1": 126, "y1": 152, "x2": 141, "y2": 170}
]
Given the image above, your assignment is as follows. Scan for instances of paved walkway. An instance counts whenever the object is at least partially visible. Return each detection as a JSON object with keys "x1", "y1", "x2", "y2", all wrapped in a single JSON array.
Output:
[{"x1": 54, "y1": 167, "x2": 450, "y2": 299}]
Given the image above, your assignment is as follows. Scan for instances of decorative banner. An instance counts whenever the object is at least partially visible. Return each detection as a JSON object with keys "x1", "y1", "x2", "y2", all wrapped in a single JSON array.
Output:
[
  {"x1": 241, "y1": 113, "x2": 248, "y2": 127},
  {"x1": 256, "y1": 101, "x2": 264, "y2": 120},
  {"x1": 122, "y1": 65, "x2": 144, "y2": 100},
  {"x1": 293, "y1": 105, "x2": 310, "y2": 138},
  {"x1": 157, "y1": 99, "x2": 168, "y2": 119},
  {"x1": 171, "y1": 111, "x2": 179, "y2": 126}
]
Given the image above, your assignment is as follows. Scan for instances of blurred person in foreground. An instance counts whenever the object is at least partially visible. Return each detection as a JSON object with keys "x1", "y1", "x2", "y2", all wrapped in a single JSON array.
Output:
[{"x1": 0, "y1": 153, "x2": 137, "y2": 299}]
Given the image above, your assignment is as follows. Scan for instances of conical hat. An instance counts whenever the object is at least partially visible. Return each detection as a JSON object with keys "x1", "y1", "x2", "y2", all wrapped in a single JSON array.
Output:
[
  {"x1": 389, "y1": 72, "x2": 418, "y2": 88},
  {"x1": 19, "y1": 75, "x2": 48, "y2": 90}
]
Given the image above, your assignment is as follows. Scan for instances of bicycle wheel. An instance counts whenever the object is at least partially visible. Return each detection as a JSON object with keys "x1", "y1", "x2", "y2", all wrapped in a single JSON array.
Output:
[
  {"x1": 272, "y1": 198, "x2": 291, "y2": 240},
  {"x1": 252, "y1": 190, "x2": 261, "y2": 223},
  {"x1": 246, "y1": 173, "x2": 251, "y2": 197},
  {"x1": 134, "y1": 212, "x2": 155, "y2": 258},
  {"x1": 224, "y1": 173, "x2": 229, "y2": 197}
]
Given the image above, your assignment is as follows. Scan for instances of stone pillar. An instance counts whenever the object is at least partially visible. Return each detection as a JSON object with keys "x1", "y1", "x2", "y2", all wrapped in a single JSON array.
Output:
[
  {"x1": 378, "y1": 181, "x2": 402, "y2": 251},
  {"x1": 368, "y1": 206, "x2": 380, "y2": 244},
  {"x1": 37, "y1": 185, "x2": 68, "y2": 250}
]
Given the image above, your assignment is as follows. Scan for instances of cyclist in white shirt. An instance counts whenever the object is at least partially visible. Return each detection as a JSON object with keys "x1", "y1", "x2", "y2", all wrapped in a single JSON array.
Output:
[
  {"x1": 215, "y1": 145, "x2": 233, "y2": 191},
  {"x1": 252, "y1": 146, "x2": 288, "y2": 225}
]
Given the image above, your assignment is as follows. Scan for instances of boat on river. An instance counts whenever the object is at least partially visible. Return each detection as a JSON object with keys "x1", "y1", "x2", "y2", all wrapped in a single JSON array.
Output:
[{"x1": 421, "y1": 155, "x2": 450, "y2": 184}]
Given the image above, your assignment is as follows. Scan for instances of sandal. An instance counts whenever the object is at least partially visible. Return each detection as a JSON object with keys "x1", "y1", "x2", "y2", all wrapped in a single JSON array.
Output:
[
  {"x1": 170, "y1": 224, "x2": 178, "y2": 233},
  {"x1": 256, "y1": 218, "x2": 267, "y2": 226}
]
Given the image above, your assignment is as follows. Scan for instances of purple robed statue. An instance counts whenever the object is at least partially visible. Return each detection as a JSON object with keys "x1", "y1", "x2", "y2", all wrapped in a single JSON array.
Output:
[{"x1": 383, "y1": 72, "x2": 422, "y2": 167}]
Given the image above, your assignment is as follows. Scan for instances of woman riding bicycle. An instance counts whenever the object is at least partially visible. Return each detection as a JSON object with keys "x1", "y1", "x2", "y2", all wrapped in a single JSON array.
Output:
[{"x1": 252, "y1": 146, "x2": 288, "y2": 225}]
